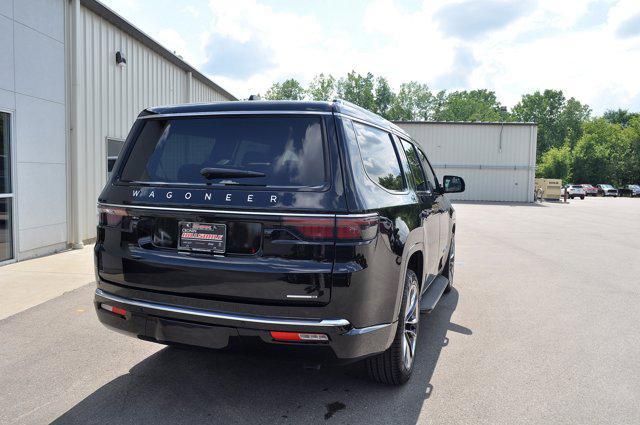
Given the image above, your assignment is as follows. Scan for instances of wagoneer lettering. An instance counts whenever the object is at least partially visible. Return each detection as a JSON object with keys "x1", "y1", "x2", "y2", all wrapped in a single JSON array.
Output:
[{"x1": 94, "y1": 100, "x2": 464, "y2": 385}]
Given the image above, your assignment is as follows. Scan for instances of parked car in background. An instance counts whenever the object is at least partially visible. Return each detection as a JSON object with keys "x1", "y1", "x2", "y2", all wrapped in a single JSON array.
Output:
[
  {"x1": 623, "y1": 184, "x2": 640, "y2": 197},
  {"x1": 580, "y1": 184, "x2": 598, "y2": 196},
  {"x1": 561, "y1": 184, "x2": 586, "y2": 199},
  {"x1": 93, "y1": 99, "x2": 465, "y2": 385},
  {"x1": 597, "y1": 184, "x2": 619, "y2": 197}
]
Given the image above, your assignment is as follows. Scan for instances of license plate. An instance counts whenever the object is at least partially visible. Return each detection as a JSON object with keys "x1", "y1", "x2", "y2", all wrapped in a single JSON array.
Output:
[{"x1": 178, "y1": 222, "x2": 226, "y2": 253}]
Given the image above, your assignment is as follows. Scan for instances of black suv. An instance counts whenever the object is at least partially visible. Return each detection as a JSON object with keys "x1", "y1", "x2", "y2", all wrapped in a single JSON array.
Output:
[{"x1": 94, "y1": 100, "x2": 464, "y2": 384}]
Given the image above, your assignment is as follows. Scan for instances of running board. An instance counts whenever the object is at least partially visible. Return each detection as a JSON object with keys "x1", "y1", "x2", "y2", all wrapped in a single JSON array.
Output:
[{"x1": 420, "y1": 275, "x2": 449, "y2": 314}]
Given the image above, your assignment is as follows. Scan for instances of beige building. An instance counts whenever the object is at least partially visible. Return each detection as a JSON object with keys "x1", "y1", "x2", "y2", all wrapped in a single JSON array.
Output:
[{"x1": 0, "y1": 0, "x2": 235, "y2": 265}]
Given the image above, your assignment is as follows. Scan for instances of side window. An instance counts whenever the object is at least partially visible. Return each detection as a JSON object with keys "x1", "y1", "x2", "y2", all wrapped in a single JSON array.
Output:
[
  {"x1": 400, "y1": 139, "x2": 427, "y2": 192},
  {"x1": 416, "y1": 148, "x2": 438, "y2": 191},
  {"x1": 352, "y1": 121, "x2": 405, "y2": 192}
]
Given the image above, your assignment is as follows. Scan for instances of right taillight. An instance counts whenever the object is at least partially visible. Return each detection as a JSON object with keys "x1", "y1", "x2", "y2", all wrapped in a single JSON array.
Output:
[
  {"x1": 282, "y1": 215, "x2": 378, "y2": 242},
  {"x1": 336, "y1": 216, "x2": 379, "y2": 241}
]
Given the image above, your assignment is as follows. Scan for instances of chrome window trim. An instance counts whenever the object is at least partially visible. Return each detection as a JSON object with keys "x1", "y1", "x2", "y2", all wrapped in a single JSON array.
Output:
[
  {"x1": 138, "y1": 111, "x2": 333, "y2": 119},
  {"x1": 334, "y1": 113, "x2": 411, "y2": 140},
  {"x1": 95, "y1": 288, "x2": 350, "y2": 328},
  {"x1": 97, "y1": 202, "x2": 379, "y2": 218}
]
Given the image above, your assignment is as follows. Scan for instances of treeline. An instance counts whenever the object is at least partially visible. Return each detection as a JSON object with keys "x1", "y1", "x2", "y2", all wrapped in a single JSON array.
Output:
[{"x1": 262, "y1": 71, "x2": 640, "y2": 185}]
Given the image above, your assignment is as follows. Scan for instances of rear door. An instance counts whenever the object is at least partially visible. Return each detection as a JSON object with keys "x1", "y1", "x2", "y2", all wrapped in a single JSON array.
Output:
[
  {"x1": 399, "y1": 140, "x2": 441, "y2": 284},
  {"x1": 97, "y1": 113, "x2": 346, "y2": 305},
  {"x1": 414, "y1": 146, "x2": 448, "y2": 274}
]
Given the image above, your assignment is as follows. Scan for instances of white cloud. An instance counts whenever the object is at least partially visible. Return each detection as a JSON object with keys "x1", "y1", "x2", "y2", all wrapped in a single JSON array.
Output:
[{"x1": 100, "y1": 0, "x2": 640, "y2": 112}]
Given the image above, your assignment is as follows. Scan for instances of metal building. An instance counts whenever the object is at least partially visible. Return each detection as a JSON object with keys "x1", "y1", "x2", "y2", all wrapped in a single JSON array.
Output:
[
  {"x1": 396, "y1": 122, "x2": 538, "y2": 203},
  {"x1": 0, "y1": 0, "x2": 235, "y2": 264}
]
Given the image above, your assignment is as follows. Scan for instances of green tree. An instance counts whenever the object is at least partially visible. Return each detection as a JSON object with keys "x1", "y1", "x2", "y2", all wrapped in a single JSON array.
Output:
[
  {"x1": 560, "y1": 97, "x2": 591, "y2": 148},
  {"x1": 512, "y1": 90, "x2": 590, "y2": 158},
  {"x1": 374, "y1": 77, "x2": 395, "y2": 118},
  {"x1": 536, "y1": 144, "x2": 572, "y2": 181},
  {"x1": 603, "y1": 108, "x2": 639, "y2": 127},
  {"x1": 618, "y1": 116, "x2": 640, "y2": 183},
  {"x1": 264, "y1": 78, "x2": 305, "y2": 100},
  {"x1": 336, "y1": 71, "x2": 376, "y2": 111},
  {"x1": 434, "y1": 89, "x2": 505, "y2": 122},
  {"x1": 572, "y1": 118, "x2": 624, "y2": 185},
  {"x1": 387, "y1": 82, "x2": 434, "y2": 121},
  {"x1": 306, "y1": 73, "x2": 336, "y2": 101}
]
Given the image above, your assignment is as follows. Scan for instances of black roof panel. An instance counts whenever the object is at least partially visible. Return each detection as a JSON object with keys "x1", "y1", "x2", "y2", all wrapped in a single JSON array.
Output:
[{"x1": 144, "y1": 100, "x2": 411, "y2": 138}]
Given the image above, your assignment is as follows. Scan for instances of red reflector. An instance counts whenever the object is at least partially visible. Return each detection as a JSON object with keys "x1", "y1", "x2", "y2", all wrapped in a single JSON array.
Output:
[
  {"x1": 101, "y1": 303, "x2": 127, "y2": 317},
  {"x1": 270, "y1": 331, "x2": 329, "y2": 342}
]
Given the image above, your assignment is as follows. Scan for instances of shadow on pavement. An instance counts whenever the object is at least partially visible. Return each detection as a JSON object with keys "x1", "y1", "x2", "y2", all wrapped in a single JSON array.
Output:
[{"x1": 53, "y1": 289, "x2": 469, "y2": 424}]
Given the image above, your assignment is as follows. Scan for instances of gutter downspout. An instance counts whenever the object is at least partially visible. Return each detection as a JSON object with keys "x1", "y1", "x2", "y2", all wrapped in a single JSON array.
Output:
[{"x1": 70, "y1": 0, "x2": 83, "y2": 249}]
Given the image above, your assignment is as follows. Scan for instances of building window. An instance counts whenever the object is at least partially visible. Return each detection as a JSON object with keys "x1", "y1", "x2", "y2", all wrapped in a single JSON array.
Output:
[
  {"x1": 1, "y1": 112, "x2": 13, "y2": 262},
  {"x1": 106, "y1": 137, "x2": 124, "y2": 179}
]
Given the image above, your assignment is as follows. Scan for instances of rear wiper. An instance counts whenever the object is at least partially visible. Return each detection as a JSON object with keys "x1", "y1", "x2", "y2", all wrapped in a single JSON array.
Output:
[{"x1": 200, "y1": 167, "x2": 266, "y2": 179}]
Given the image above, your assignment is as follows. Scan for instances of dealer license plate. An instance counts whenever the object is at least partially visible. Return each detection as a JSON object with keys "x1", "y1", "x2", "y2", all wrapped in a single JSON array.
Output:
[{"x1": 178, "y1": 222, "x2": 226, "y2": 253}]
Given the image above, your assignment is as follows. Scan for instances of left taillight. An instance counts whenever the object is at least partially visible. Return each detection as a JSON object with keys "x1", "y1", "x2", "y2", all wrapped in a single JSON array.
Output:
[{"x1": 97, "y1": 205, "x2": 129, "y2": 227}]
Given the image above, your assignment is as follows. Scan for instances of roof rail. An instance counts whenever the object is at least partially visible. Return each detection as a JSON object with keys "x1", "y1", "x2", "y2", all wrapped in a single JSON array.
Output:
[{"x1": 333, "y1": 98, "x2": 408, "y2": 137}]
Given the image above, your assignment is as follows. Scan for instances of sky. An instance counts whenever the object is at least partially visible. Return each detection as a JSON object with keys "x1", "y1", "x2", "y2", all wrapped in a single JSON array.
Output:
[{"x1": 100, "y1": 0, "x2": 640, "y2": 114}]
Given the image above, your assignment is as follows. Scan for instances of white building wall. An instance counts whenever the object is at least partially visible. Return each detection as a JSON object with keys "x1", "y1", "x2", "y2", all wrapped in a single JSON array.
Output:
[
  {"x1": 0, "y1": 0, "x2": 68, "y2": 259},
  {"x1": 72, "y1": 3, "x2": 234, "y2": 242},
  {"x1": 191, "y1": 77, "x2": 229, "y2": 103},
  {"x1": 397, "y1": 122, "x2": 537, "y2": 202}
]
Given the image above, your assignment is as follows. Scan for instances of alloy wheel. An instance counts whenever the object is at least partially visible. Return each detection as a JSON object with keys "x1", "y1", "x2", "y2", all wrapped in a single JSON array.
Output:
[{"x1": 402, "y1": 283, "x2": 419, "y2": 370}]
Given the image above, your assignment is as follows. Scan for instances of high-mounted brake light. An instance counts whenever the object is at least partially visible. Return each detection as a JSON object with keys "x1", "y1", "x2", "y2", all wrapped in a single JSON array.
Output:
[
  {"x1": 270, "y1": 331, "x2": 329, "y2": 342},
  {"x1": 282, "y1": 215, "x2": 378, "y2": 242},
  {"x1": 97, "y1": 206, "x2": 128, "y2": 226}
]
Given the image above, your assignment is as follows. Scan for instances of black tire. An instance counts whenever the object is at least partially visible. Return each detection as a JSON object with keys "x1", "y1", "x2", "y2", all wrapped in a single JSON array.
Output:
[
  {"x1": 570, "y1": 195, "x2": 574, "y2": 199},
  {"x1": 580, "y1": 195, "x2": 584, "y2": 200},
  {"x1": 443, "y1": 235, "x2": 455, "y2": 294},
  {"x1": 366, "y1": 269, "x2": 420, "y2": 385}
]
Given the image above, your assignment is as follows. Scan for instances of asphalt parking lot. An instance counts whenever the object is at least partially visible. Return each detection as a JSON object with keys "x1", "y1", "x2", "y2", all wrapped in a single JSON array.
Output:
[{"x1": 1, "y1": 197, "x2": 639, "y2": 424}]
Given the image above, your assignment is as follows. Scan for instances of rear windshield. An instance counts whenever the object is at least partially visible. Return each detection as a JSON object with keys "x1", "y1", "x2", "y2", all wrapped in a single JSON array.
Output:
[{"x1": 119, "y1": 116, "x2": 327, "y2": 188}]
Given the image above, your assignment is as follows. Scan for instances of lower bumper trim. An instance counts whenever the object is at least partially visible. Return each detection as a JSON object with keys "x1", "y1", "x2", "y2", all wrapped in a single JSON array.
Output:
[{"x1": 95, "y1": 288, "x2": 351, "y2": 328}]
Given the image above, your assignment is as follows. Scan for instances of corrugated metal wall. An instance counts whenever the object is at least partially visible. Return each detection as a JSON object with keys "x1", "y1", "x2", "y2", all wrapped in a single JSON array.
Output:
[
  {"x1": 74, "y1": 5, "x2": 233, "y2": 241},
  {"x1": 192, "y1": 77, "x2": 229, "y2": 103},
  {"x1": 397, "y1": 122, "x2": 537, "y2": 202}
]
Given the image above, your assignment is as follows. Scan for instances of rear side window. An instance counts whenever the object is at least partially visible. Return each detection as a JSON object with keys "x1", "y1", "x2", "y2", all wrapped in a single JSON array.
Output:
[
  {"x1": 416, "y1": 148, "x2": 438, "y2": 191},
  {"x1": 120, "y1": 116, "x2": 326, "y2": 188},
  {"x1": 352, "y1": 122, "x2": 405, "y2": 192},
  {"x1": 400, "y1": 140, "x2": 427, "y2": 192}
]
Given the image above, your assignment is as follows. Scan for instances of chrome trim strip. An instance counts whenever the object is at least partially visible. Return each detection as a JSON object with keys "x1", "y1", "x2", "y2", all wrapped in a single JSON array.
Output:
[
  {"x1": 95, "y1": 289, "x2": 351, "y2": 328},
  {"x1": 286, "y1": 294, "x2": 318, "y2": 299},
  {"x1": 335, "y1": 112, "x2": 410, "y2": 139},
  {"x1": 97, "y1": 202, "x2": 378, "y2": 218},
  {"x1": 345, "y1": 323, "x2": 393, "y2": 335},
  {"x1": 139, "y1": 111, "x2": 333, "y2": 119}
]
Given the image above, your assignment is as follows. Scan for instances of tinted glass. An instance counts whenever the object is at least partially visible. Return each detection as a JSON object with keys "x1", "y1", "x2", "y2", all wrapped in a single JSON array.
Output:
[
  {"x1": 352, "y1": 122, "x2": 405, "y2": 191},
  {"x1": 416, "y1": 148, "x2": 438, "y2": 191},
  {"x1": 120, "y1": 116, "x2": 326, "y2": 187},
  {"x1": 400, "y1": 140, "x2": 427, "y2": 191},
  {"x1": 0, "y1": 198, "x2": 12, "y2": 262},
  {"x1": 0, "y1": 113, "x2": 9, "y2": 194}
]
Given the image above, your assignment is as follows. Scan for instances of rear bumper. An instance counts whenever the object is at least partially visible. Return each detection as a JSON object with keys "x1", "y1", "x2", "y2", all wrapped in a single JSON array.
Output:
[{"x1": 94, "y1": 288, "x2": 396, "y2": 361}]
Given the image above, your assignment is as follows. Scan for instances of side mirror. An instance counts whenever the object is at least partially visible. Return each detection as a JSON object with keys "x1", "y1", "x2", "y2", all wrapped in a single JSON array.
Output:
[{"x1": 442, "y1": 175, "x2": 465, "y2": 193}]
